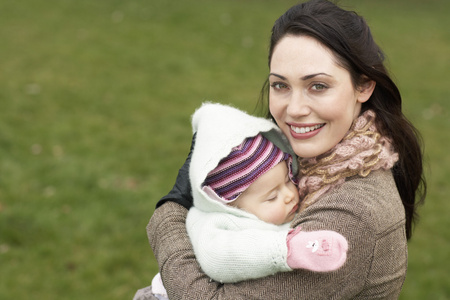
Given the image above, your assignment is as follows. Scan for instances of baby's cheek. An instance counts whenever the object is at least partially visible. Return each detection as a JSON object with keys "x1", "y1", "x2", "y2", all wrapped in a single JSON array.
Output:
[{"x1": 266, "y1": 209, "x2": 286, "y2": 225}]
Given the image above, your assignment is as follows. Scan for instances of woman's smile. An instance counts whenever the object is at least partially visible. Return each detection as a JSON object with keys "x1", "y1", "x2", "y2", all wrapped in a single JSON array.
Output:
[{"x1": 289, "y1": 123, "x2": 325, "y2": 139}]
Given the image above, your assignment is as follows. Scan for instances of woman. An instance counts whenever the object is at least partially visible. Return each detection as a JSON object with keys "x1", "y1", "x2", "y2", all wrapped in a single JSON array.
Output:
[{"x1": 145, "y1": 0, "x2": 426, "y2": 299}]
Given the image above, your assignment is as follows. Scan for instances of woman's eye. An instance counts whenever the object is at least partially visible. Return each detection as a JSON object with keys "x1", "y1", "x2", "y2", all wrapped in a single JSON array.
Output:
[
  {"x1": 270, "y1": 82, "x2": 288, "y2": 91},
  {"x1": 311, "y1": 83, "x2": 327, "y2": 91}
]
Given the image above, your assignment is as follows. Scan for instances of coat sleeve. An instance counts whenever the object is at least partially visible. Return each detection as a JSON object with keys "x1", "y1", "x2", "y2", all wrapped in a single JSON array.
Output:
[
  {"x1": 148, "y1": 199, "x2": 376, "y2": 300},
  {"x1": 185, "y1": 207, "x2": 291, "y2": 283}
]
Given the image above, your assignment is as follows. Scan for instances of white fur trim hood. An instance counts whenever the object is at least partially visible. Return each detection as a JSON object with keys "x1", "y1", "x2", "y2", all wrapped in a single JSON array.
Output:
[{"x1": 189, "y1": 102, "x2": 292, "y2": 216}]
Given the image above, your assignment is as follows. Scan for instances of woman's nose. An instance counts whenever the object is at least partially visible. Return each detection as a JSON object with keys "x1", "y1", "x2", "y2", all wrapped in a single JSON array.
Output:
[{"x1": 286, "y1": 90, "x2": 311, "y2": 117}]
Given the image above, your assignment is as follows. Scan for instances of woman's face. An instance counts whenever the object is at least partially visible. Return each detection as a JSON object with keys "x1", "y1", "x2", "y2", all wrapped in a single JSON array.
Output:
[{"x1": 269, "y1": 35, "x2": 373, "y2": 158}]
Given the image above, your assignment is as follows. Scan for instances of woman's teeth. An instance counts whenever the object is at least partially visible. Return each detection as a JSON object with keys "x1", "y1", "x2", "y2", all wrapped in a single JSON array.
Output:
[{"x1": 291, "y1": 124, "x2": 324, "y2": 134}]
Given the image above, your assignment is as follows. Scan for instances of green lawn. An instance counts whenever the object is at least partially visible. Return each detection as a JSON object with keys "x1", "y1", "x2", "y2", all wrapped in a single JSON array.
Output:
[{"x1": 0, "y1": 0, "x2": 448, "y2": 299}]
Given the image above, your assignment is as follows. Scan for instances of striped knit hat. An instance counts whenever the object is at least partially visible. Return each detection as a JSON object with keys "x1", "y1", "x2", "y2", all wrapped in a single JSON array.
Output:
[{"x1": 203, "y1": 134, "x2": 292, "y2": 202}]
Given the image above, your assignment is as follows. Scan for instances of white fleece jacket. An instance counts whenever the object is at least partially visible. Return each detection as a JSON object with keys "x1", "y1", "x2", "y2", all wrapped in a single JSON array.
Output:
[{"x1": 186, "y1": 103, "x2": 294, "y2": 283}]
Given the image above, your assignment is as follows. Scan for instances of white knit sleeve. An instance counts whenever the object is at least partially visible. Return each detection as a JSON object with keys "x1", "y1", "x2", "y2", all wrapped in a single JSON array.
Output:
[{"x1": 186, "y1": 207, "x2": 292, "y2": 283}]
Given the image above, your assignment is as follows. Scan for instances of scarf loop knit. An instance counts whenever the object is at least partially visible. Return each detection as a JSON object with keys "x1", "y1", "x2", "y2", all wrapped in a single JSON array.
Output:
[{"x1": 298, "y1": 109, "x2": 399, "y2": 211}]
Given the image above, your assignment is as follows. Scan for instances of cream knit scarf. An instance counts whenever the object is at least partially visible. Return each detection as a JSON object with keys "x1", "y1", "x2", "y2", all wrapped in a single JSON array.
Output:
[{"x1": 298, "y1": 109, "x2": 399, "y2": 211}]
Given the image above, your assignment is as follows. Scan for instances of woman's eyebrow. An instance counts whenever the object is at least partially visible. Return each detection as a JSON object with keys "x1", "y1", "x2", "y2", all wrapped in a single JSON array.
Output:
[
  {"x1": 268, "y1": 73, "x2": 287, "y2": 80},
  {"x1": 269, "y1": 72, "x2": 332, "y2": 80},
  {"x1": 301, "y1": 72, "x2": 332, "y2": 80}
]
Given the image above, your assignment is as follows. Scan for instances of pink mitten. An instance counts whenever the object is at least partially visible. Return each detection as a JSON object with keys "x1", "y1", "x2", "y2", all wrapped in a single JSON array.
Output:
[{"x1": 286, "y1": 227, "x2": 348, "y2": 272}]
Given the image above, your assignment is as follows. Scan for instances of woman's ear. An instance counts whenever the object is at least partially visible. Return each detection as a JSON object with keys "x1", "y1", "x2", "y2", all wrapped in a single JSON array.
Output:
[{"x1": 357, "y1": 78, "x2": 376, "y2": 103}]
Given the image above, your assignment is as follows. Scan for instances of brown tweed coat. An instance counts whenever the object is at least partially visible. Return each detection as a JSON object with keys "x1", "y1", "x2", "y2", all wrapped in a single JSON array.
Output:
[{"x1": 147, "y1": 169, "x2": 407, "y2": 299}]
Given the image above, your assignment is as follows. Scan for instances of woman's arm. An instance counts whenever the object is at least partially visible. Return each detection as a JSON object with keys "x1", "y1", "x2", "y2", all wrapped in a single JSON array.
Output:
[
  {"x1": 148, "y1": 202, "x2": 226, "y2": 299},
  {"x1": 148, "y1": 188, "x2": 378, "y2": 299}
]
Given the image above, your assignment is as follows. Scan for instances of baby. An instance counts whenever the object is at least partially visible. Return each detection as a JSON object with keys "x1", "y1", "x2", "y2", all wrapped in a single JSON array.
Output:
[{"x1": 146, "y1": 103, "x2": 348, "y2": 300}]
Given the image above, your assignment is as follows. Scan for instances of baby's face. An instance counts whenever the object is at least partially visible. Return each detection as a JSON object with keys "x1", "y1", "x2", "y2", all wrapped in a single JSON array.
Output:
[{"x1": 231, "y1": 161, "x2": 299, "y2": 225}]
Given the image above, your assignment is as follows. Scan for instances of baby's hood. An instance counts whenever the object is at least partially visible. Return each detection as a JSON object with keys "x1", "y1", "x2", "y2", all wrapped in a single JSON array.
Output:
[{"x1": 189, "y1": 102, "x2": 296, "y2": 217}]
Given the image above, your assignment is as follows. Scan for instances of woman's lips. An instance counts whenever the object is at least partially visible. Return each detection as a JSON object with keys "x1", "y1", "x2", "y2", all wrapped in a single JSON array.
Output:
[{"x1": 288, "y1": 123, "x2": 325, "y2": 140}]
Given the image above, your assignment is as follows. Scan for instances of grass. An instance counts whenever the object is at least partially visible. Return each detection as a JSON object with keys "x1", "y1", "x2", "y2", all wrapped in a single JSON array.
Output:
[{"x1": 0, "y1": 0, "x2": 448, "y2": 299}]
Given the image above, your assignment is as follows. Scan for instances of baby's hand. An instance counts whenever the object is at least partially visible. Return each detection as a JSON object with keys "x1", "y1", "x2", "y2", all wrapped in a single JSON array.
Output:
[{"x1": 286, "y1": 227, "x2": 348, "y2": 272}]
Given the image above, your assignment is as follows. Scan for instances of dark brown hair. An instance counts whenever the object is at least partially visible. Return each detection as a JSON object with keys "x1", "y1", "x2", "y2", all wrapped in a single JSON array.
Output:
[{"x1": 259, "y1": 0, "x2": 426, "y2": 239}]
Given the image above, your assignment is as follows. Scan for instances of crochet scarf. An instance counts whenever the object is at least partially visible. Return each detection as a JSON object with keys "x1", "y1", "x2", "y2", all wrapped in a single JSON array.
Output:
[{"x1": 298, "y1": 109, "x2": 399, "y2": 211}]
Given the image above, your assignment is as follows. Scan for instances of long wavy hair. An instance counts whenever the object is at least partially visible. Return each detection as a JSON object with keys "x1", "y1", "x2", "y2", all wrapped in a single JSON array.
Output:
[{"x1": 259, "y1": 0, "x2": 426, "y2": 240}]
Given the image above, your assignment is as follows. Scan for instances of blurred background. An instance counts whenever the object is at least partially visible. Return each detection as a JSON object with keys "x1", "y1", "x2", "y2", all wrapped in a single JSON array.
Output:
[{"x1": 0, "y1": 0, "x2": 448, "y2": 299}]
